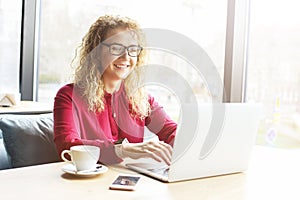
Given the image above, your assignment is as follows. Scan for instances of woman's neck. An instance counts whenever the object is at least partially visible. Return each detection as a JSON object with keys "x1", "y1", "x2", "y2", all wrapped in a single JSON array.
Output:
[{"x1": 104, "y1": 80, "x2": 122, "y2": 94}]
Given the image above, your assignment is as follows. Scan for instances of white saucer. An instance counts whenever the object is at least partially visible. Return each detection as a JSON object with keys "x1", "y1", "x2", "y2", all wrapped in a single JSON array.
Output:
[{"x1": 61, "y1": 163, "x2": 108, "y2": 177}]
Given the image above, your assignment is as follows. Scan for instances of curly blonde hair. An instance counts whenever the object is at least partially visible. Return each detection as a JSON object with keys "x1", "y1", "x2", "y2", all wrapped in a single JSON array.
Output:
[{"x1": 73, "y1": 15, "x2": 150, "y2": 118}]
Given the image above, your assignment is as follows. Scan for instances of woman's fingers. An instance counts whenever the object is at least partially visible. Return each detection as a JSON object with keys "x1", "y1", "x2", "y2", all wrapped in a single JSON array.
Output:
[
  {"x1": 122, "y1": 140, "x2": 173, "y2": 165},
  {"x1": 158, "y1": 141, "x2": 173, "y2": 161},
  {"x1": 143, "y1": 149, "x2": 164, "y2": 163},
  {"x1": 144, "y1": 141, "x2": 173, "y2": 165}
]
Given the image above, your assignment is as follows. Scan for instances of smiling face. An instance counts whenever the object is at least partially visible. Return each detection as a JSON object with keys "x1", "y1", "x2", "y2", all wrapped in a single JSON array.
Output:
[{"x1": 100, "y1": 28, "x2": 140, "y2": 90}]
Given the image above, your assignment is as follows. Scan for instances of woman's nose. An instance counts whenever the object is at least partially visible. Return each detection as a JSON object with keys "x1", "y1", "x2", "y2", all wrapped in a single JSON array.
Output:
[{"x1": 119, "y1": 50, "x2": 130, "y2": 59}]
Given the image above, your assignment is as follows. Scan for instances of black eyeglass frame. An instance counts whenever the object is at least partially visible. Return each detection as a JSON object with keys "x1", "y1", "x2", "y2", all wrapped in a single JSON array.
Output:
[{"x1": 101, "y1": 42, "x2": 143, "y2": 57}]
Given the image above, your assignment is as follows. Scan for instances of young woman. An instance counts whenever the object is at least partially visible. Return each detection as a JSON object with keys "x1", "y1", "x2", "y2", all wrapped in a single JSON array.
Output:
[{"x1": 53, "y1": 15, "x2": 177, "y2": 165}]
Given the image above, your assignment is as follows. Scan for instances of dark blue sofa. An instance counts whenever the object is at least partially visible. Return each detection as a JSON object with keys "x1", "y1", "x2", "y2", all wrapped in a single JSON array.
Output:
[{"x1": 0, "y1": 113, "x2": 59, "y2": 170}]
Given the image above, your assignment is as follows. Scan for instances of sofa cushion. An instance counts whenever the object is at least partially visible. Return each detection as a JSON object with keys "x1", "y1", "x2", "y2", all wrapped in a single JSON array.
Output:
[
  {"x1": 0, "y1": 126, "x2": 12, "y2": 169},
  {"x1": 0, "y1": 113, "x2": 59, "y2": 168},
  {"x1": 0, "y1": 137, "x2": 11, "y2": 169}
]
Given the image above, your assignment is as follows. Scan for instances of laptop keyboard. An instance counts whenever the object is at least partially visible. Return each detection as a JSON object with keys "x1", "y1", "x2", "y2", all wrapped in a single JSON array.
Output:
[{"x1": 148, "y1": 166, "x2": 170, "y2": 177}]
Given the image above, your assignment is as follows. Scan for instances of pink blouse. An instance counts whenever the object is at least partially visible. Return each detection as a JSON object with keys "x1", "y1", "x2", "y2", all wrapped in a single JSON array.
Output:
[{"x1": 53, "y1": 83, "x2": 177, "y2": 164}]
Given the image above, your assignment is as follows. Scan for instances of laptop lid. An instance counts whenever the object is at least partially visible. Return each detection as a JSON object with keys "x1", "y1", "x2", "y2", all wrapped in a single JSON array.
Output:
[
  {"x1": 168, "y1": 103, "x2": 261, "y2": 182},
  {"x1": 126, "y1": 103, "x2": 261, "y2": 182}
]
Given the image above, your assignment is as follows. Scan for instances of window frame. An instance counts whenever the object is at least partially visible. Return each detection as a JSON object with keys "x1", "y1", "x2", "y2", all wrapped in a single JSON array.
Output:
[
  {"x1": 223, "y1": 0, "x2": 250, "y2": 102},
  {"x1": 20, "y1": 0, "x2": 41, "y2": 101}
]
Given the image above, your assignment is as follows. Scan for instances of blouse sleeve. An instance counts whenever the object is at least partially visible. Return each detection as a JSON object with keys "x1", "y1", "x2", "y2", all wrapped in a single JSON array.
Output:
[
  {"x1": 145, "y1": 95, "x2": 177, "y2": 146},
  {"x1": 53, "y1": 84, "x2": 122, "y2": 165}
]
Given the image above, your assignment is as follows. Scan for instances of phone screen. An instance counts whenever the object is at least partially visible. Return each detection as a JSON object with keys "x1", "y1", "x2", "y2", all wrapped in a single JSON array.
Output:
[{"x1": 109, "y1": 175, "x2": 141, "y2": 190}]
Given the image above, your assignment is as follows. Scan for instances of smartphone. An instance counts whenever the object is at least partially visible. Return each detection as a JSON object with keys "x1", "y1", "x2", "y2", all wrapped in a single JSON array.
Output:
[{"x1": 109, "y1": 174, "x2": 141, "y2": 191}]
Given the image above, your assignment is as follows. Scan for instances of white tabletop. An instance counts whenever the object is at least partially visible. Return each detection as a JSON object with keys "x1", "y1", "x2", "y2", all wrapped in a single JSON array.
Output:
[
  {"x1": 0, "y1": 101, "x2": 52, "y2": 114},
  {"x1": 0, "y1": 146, "x2": 299, "y2": 200}
]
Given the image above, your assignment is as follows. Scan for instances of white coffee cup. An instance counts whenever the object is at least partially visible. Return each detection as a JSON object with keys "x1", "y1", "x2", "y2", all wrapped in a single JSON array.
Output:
[{"x1": 61, "y1": 145, "x2": 100, "y2": 171}]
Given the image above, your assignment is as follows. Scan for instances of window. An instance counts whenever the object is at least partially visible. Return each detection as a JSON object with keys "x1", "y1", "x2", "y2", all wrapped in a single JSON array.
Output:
[
  {"x1": 0, "y1": 1, "x2": 22, "y2": 95},
  {"x1": 247, "y1": 0, "x2": 300, "y2": 148}
]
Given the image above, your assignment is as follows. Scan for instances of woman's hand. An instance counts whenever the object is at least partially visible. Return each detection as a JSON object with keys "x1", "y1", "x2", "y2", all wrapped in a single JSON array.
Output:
[{"x1": 119, "y1": 138, "x2": 173, "y2": 165}]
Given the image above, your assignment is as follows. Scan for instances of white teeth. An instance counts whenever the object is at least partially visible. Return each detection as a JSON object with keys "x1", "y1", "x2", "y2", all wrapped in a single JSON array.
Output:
[{"x1": 114, "y1": 64, "x2": 129, "y2": 69}]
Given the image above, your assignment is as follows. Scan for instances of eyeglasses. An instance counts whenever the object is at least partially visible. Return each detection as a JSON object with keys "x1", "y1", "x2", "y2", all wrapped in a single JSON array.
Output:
[{"x1": 101, "y1": 42, "x2": 143, "y2": 57}]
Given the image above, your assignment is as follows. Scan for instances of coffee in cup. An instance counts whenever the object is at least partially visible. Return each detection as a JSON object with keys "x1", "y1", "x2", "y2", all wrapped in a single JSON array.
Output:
[{"x1": 61, "y1": 145, "x2": 100, "y2": 171}]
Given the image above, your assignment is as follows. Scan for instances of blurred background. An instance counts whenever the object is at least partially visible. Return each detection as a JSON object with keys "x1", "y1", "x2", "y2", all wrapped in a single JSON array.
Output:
[{"x1": 1, "y1": 0, "x2": 299, "y2": 148}]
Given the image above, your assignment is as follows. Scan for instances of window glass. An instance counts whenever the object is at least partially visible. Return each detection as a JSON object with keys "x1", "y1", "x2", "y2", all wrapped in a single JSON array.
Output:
[
  {"x1": 38, "y1": 0, "x2": 227, "y2": 120},
  {"x1": 0, "y1": 0, "x2": 22, "y2": 95},
  {"x1": 247, "y1": 0, "x2": 300, "y2": 148}
]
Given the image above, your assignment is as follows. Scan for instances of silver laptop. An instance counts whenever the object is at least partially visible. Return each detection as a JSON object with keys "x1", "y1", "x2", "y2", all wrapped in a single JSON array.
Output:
[{"x1": 125, "y1": 103, "x2": 262, "y2": 182}]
